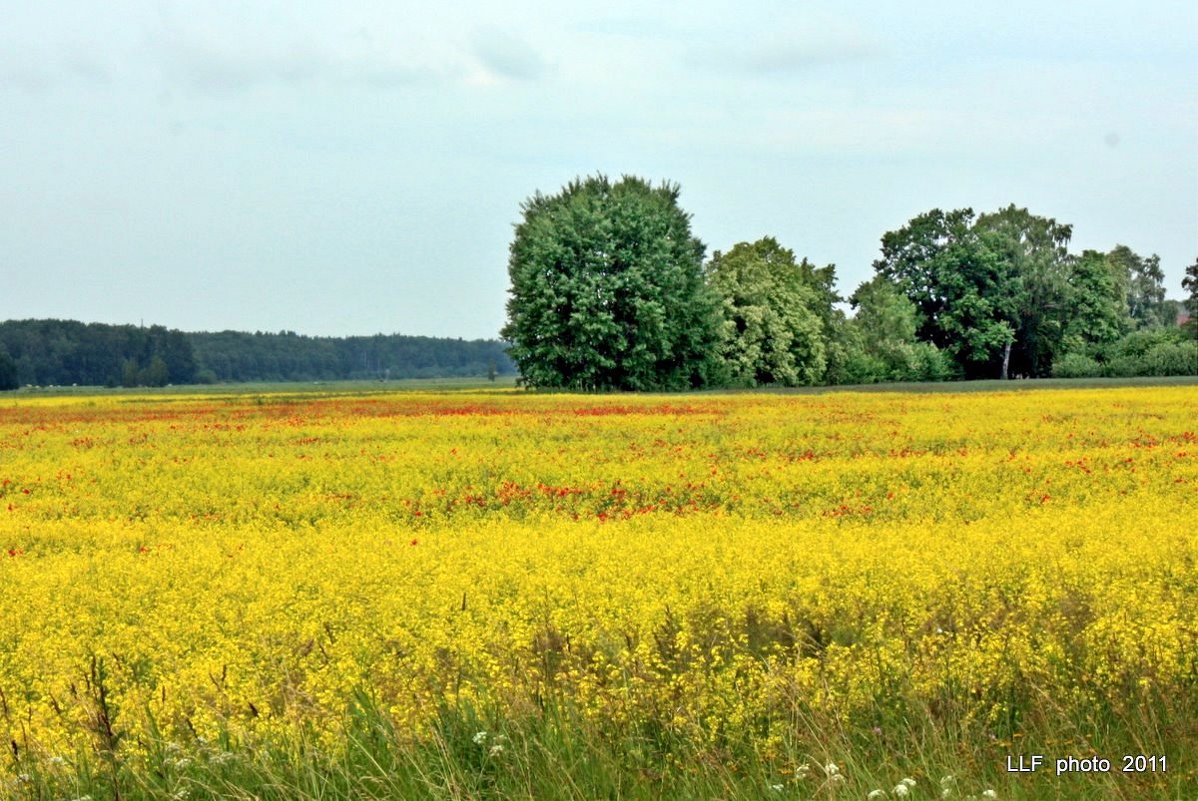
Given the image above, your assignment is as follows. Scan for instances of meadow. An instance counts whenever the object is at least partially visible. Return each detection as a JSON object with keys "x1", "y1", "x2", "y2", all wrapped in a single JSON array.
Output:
[{"x1": 1, "y1": 383, "x2": 1197, "y2": 800}]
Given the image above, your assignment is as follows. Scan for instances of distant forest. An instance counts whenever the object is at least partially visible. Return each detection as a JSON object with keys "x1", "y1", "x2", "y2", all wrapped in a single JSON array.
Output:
[{"x1": 0, "y1": 320, "x2": 516, "y2": 388}]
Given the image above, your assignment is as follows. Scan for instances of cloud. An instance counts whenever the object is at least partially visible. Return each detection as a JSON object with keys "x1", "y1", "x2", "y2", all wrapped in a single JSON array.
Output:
[
  {"x1": 0, "y1": 45, "x2": 109, "y2": 93},
  {"x1": 743, "y1": 39, "x2": 881, "y2": 73},
  {"x1": 159, "y1": 39, "x2": 436, "y2": 94},
  {"x1": 690, "y1": 30, "x2": 883, "y2": 77},
  {"x1": 152, "y1": 29, "x2": 438, "y2": 95},
  {"x1": 472, "y1": 28, "x2": 550, "y2": 82}
]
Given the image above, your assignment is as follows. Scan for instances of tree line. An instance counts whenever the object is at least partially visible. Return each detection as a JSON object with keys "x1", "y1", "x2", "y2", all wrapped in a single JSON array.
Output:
[
  {"x1": 0, "y1": 322, "x2": 516, "y2": 390},
  {"x1": 502, "y1": 175, "x2": 1197, "y2": 390}
]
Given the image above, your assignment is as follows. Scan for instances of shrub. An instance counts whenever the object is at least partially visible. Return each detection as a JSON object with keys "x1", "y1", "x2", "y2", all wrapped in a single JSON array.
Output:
[{"x1": 1052, "y1": 353, "x2": 1103, "y2": 378}]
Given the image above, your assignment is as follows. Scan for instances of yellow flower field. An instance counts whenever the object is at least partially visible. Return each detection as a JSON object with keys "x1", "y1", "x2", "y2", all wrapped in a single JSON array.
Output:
[{"x1": 2, "y1": 385, "x2": 1197, "y2": 794}]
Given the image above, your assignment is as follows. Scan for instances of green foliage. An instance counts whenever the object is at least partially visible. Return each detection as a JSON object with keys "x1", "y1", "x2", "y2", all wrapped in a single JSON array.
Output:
[
  {"x1": 1098, "y1": 328, "x2": 1196, "y2": 377},
  {"x1": 1055, "y1": 327, "x2": 1197, "y2": 378},
  {"x1": 1108, "y1": 244, "x2": 1169, "y2": 329},
  {"x1": 1051, "y1": 353, "x2": 1104, "y2": 379},
  {"x1": 1183, "y1": 257, "x2": 1198, "y2": 335},
  {"x1": 0, "y1": 320, "x2": 516, "y2": 386},
  {"x1": 1140, "y1": 341, "x2": 1198, "y2": 376},
  {"x1": 974, "y1": 205, "x2": 1074, "y2": 376},
  {"x1": 1062, "y1": 250, "x2": 1131, "y2": 353},
  {"x1": 501, "y1": 175, "x2": 723, "y2": 390},
  {"x1": 0, "y1": 348, "x2": 17, "y2": 390},
  {"x1": 0, "y1": 320, "x2": 199, "y2": 387},
  {"x1": 874, "y1": 208, "x2": 1019, "y2": 378},
  {"x1": 190, "y1": 330, "x2": 514, "y2": 382},
  {"x1": 840, "y1": 276, "x2": 954, "y2": 383},
  {"x1": 850, "y1": 275, "x2": 918, "y2": 346},
  {"x1": 705, "y1": 238, "x2": 829, "y2": 386}
]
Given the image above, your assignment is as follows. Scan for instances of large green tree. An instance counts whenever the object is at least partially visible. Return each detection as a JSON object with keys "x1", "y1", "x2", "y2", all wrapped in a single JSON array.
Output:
[
  {"x1": 705, "y1": 237, "x2": 828, "y2": 386},
  {"x1": 873, "y1": 208, "x2": 1019, "y2": 378},
  {"x1": 1061, "y1": 250, "x2": 1130, "y2": 352},
  {"x1": 1108, "y1": 244, "x2": 1168, "y2": 328},
  {"x1": 974, "y1": 205, "x2": 1073, "y2": 376},
  {"x1": 501, "y1": 175, "x2": 723, "y2": 390},
  {"x1": 1183, "y1": 257, "x2": 1198, "y2": 337},
  {"x1": 842, "y1": 275, "x2": 953, "y2": 383},
  {"x1": 0, "y1": 349, "x2": 17, "y2": 391}
]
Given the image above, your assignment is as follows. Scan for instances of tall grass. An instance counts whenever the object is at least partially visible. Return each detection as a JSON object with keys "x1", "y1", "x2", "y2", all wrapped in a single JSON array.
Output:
[{"x1": 6, "y1": 681, "x2": 1190, "y2": 801}]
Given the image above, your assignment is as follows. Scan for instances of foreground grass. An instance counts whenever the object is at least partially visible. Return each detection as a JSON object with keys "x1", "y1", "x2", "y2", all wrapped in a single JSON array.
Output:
[{"x1": 6, "y1": 695, "x2": 1189, "y2": 801}]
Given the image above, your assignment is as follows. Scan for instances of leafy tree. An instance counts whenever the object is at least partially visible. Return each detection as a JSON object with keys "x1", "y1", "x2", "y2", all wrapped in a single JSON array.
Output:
[
  {"x1": 705, "y1": 238, "x2": 828, "y2": 386},
  {"x1": 142, "y1": 355, "x2": 170, "y2": 387},
  {"x1": 850, "y1": 275, "x2": 919, "y2": 347},
  {"x1": 1061, "y1": 250, "x2": 1129, "y2": 352},
  {"x1": 501, "y1": 175, "x2": 723, "y2": 390},
  {"x1": 845, "y1": 276, "x2": 953, "y2": 383},
  {"x1": 974, "y1": 205, "x2": 1073, "y2": 376},
  {"x1": 1183, "y1": 257, "x2": 1198, "y2": 336},
  {"x1": 873, "y1": 208, "x2": 1019, "y2": 378},
  {"x1": 0, "y1": 349, "x2": 17, "y2": 390},
  {"x1": 1108, "y1": 244, "x2": 1168, "y2": 328}
]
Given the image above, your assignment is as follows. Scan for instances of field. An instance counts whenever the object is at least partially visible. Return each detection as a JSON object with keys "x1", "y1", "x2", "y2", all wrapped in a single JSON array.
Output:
[{"x1": 2, "y1": 384, "x2": 1197, "y2": 800}]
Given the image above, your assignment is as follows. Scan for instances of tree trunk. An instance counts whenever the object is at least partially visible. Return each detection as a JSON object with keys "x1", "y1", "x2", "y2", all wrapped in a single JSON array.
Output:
[{"x1": 1001, "y1": 340, "x2": 1012, "y2": 380}]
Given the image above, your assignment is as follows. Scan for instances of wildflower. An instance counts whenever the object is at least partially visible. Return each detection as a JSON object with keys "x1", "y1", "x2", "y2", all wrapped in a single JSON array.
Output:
[
  {"x1": 981, "y1": 791, "x2": 998, "y2": 800},
  {"x1": 868, "y1": 791, "x2": 887, "y2": 799},
  {"x1": 902, "y1": 778, "x2": 916, "y2": 788},
  {"x1": 472, "y1": 730, "x2": 488, "y2": 745},
  {"x1": 795, "y1": 762, "x2": 810, "y2": 779},
  {"x1": 770, "y1": 784, "x2": 785, "y2": 792},
  {"x1": 824, "y1": 762, "x2": 840, "y2": 777},
  {"x1": 894, "y1": 784, "x2": 910, "y2": 797}
]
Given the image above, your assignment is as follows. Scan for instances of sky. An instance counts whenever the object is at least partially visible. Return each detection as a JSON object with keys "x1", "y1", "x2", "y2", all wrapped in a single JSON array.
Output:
[{"x1": 2, "y1": 1, "x2": 1195, "y2": 340}]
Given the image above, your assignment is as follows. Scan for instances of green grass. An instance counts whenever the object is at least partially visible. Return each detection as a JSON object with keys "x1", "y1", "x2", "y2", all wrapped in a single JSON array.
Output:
[{"x1": 6, "y1": 692, "x2": 1192, "y2": 801}]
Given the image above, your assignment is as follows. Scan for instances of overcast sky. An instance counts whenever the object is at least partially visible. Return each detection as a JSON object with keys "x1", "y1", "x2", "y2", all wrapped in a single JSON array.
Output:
[{"x1": 3, "y1": 1, "x2": 1195, "y2": 339}]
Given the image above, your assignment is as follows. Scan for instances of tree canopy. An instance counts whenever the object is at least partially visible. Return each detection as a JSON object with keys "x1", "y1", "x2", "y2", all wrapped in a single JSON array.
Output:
[
  {"x1": 705, "y1": 238, "x2": 828, "y2": 386},
  {"x1": 501, "y1": 175, "x2": 723, "y2": 390}
]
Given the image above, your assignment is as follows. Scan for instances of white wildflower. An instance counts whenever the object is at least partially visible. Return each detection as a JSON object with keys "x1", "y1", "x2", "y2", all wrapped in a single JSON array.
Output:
[
  {"x1": 830, "y1": 773, "x2": 846, "y2": 784},
  {"x1": 795, "y1": 762, "x2": 811, "y2": 779},
  {"x1": 982, "y1": 791, "x2": 998, "y2": 800},
  {"x1": 489, "y1": 744, "x2": 505, "y2": 757},
  {"x1": 902, "y1": 778, "x2": 917, "y2": 788},
  {"x1": 894, "y1": 783, "x2": 910, "y2": 797},
  {"x1": 868, "y1": 790, "x2": 887, "y2": 799},
  {"x1": 824, "y1": 762, "x2": 840, "y2": 776},
  {"x1": 472, "y1": 730, "x2": 488, "y2": 745},
  {"x1": 770, "y1": 784, "x2": 785, "y2": 792}
]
